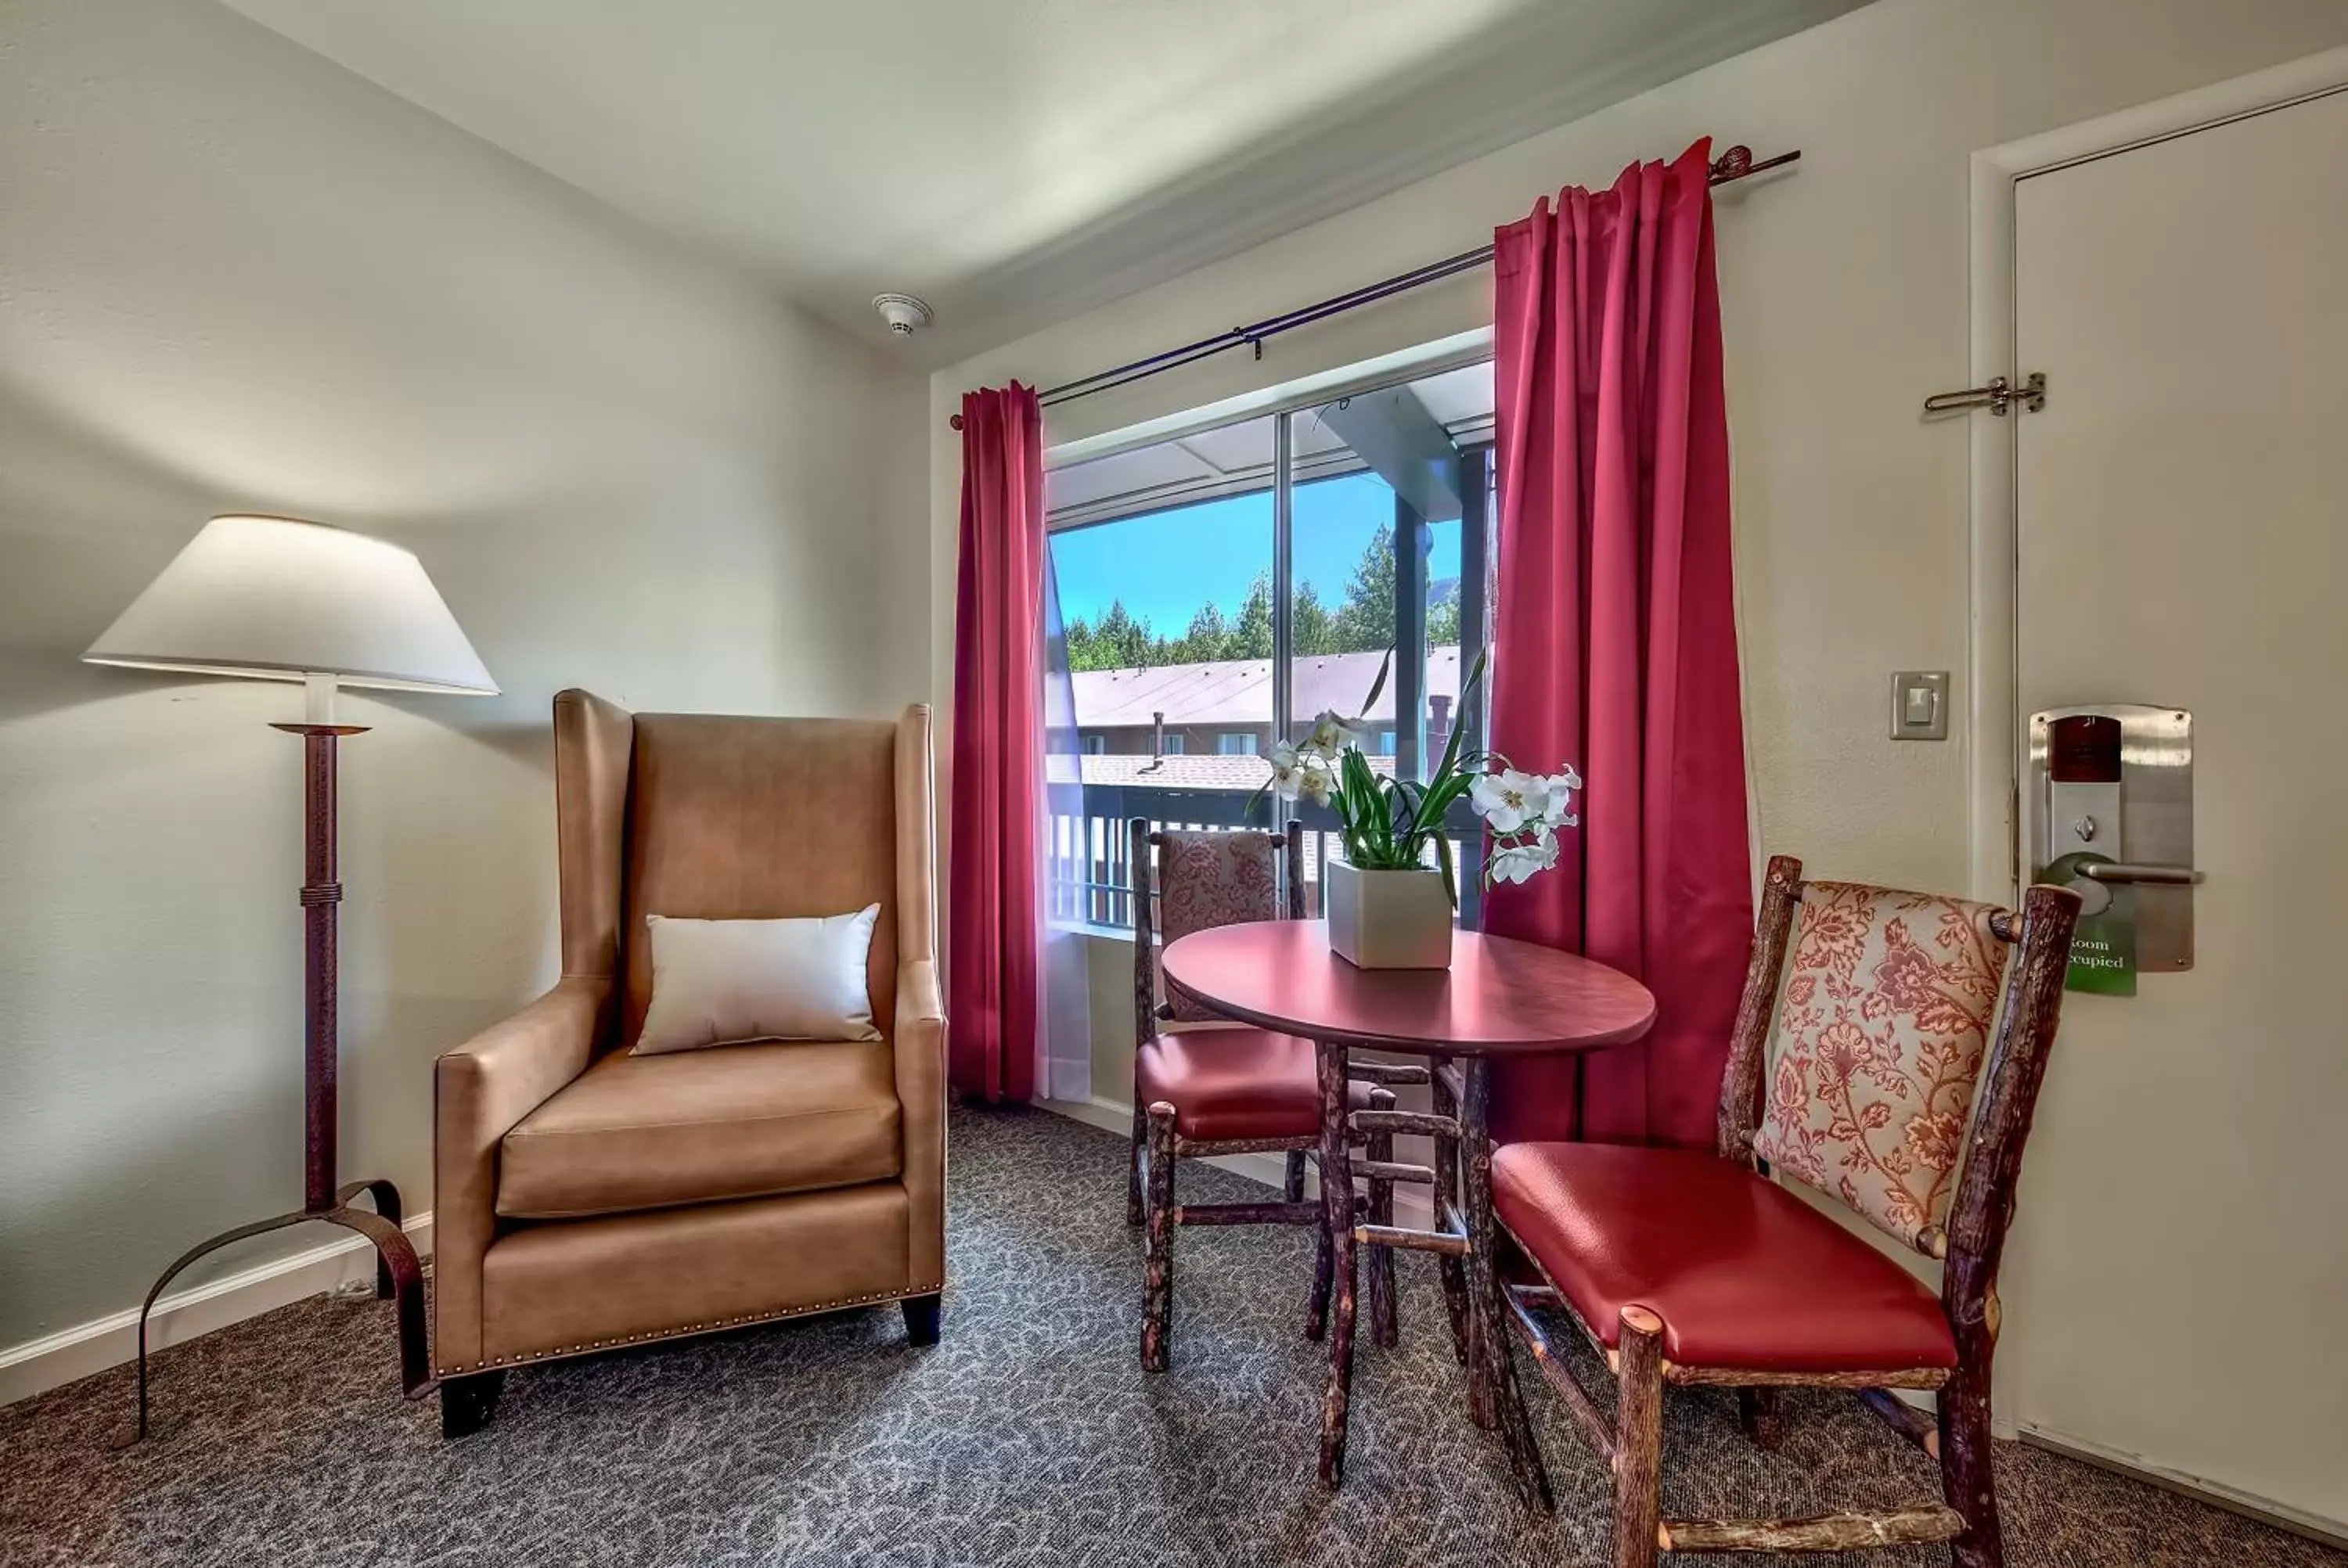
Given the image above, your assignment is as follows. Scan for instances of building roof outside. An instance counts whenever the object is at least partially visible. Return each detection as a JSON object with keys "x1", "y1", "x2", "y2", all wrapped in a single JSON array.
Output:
[
  {"x1": 1068, "y1": 646, "x2": 1460, "y2": 729},
  {"x1": 1049, "y1": 753, "x2": 1268, "y2": 793},
  {"x1": 1046, "y1": 750, "x2": 1403, "y2": 794}
]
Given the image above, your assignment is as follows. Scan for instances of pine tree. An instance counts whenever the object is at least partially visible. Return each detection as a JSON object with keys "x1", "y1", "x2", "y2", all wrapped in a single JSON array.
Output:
[
  {"x1": 1331, "y1": 523, "x2": 1396, "y2": 653},
  {"x1": 1230, "y1": 574, "x2": 1275, "y2": 660},
  {"x1": 1069, "y1": 519, "x2": 1439, "y2": 675},
  {"x1": 1426, "y1": 577, "x2": 1462, "y2": 648},
  {"x1": 1095, "y1": 600, "x2": 1154, "y2": 668},
  {"x1": 1062, "y1": 613, "x2": 1100, "y2": 671},
  {"x1": 1291, "y1": 579, "x2": 1338, "y2": 656},
  {"x1": 1179, "y1": 602, "x2": 1231, "y2": 664}
]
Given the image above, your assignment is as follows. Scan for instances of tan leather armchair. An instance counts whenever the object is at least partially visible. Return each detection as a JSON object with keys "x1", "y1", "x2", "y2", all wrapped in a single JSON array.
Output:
[{"x1": 432, "y1": 690, "x2": 945, "y2": 1436}]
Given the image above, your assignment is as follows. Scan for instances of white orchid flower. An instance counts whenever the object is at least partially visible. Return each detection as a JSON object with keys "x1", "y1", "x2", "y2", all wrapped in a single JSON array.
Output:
[
  {"x1": 1295, "y1": 763, "x2": 1334, "y2": 807},
  {"x1": 1488, "y1": 828, "x2": 1561, "y2": 886},
  {"x1": 1541, "y1": 766, "x2": 1583, "y2": 829},
  {"x1": 1261, "y1": 738, "x2": 1304, "y2": 797},
  {"x1": 1470, "y1": 768, "x2": 1553, "y2": 835},
  {"x1": 1302, "y1": 709, "x2": 1358, "y2": 759}
]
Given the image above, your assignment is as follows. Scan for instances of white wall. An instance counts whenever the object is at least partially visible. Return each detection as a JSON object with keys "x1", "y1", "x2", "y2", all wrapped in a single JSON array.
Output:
[
  {"x1": 0, "y1": 0, "x2": 920, "y2": 1354},
  {"x1": 908, "y1": 0, "x2": 2348, "y2": 1530},
  {"x1": 924, "y1": 0, "x2": 2348, "y2": 897}
]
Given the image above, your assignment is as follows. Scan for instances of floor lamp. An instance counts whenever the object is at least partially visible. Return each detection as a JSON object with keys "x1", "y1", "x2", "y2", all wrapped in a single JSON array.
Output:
[{"x1": 84, "y1": 514, "x2": 497, "y2": 1439}]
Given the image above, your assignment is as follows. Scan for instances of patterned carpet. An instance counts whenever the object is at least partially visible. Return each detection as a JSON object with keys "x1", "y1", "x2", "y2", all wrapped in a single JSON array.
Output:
[{"x1": 2, "y1": 1106, "x2": 2336, "y2": 1566}]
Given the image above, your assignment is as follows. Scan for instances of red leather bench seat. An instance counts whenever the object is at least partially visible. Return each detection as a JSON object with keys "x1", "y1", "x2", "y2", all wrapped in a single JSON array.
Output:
[{"x1": 1491, "y1": 1142, "x2": 1958, "y2": 1376}]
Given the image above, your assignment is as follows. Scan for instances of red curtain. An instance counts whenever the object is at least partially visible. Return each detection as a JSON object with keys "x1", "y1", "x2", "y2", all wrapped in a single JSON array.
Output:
[
  {"x1": 1482, "y1": 139, "x2": 1752, "y2": 1149},
  {"x1": 948, "y1": 384, "x2": 1046, "y2": 1103}
]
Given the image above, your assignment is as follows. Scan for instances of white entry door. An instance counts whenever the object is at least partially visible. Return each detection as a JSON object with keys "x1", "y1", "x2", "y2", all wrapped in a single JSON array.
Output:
[{"x1": 2000, "y1": 83, "x2": 2348, "y2": 1533}]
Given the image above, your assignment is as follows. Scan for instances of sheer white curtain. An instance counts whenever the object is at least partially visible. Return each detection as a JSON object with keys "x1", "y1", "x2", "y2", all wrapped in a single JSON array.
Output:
[{"x1": 1037, "y1": 552, "x2": 1091, "y2": 1102}]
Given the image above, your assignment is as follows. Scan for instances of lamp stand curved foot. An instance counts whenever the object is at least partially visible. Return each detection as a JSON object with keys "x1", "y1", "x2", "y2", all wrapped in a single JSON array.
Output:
[{"x1": 125, "y1": 1179, "x2": 427, "y2": 1444}]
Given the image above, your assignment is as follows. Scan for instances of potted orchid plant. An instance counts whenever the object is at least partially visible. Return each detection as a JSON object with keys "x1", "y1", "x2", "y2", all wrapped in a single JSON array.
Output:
[{"x1": 1255, "y1": 649, "x2": 1581, "y2": 969}]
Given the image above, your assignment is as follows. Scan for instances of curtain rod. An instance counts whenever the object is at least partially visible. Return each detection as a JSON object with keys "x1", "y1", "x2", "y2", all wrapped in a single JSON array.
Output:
[{"x1": 950, "y1": 144, "x2": 1799, "y2": 430}]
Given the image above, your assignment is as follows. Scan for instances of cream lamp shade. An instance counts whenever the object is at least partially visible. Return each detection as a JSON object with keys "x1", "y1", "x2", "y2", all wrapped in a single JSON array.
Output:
[{"x1": 83, "y1": 515, "x2": 496, "y2": 699}]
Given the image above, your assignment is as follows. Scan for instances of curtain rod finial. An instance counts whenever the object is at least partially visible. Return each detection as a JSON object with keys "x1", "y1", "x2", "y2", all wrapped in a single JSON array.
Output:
[
  {"x1": 950, "y1": 413, "x2": 965, "y2": 431},
  {"x1": 1708, "y1": 146, "x2": 1800, "y2": 185}
]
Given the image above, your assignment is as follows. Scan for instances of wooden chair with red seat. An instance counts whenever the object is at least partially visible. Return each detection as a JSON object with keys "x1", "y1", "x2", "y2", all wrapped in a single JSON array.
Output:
[
  {"x1": 1485, "y1": 855, "x2": 2080, "y2": 1567},
  {"x1": 1127, "y1": 818, "x2": 1427, "y2": 1372}
]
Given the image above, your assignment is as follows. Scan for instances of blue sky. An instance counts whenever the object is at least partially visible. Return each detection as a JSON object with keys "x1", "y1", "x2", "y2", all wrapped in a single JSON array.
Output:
[{"x1": 1051, "y1": 473, "x2": 1460, "y2": 632}]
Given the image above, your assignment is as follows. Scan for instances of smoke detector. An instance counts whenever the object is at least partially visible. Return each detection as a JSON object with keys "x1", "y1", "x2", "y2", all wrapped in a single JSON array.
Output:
[{"x1": 871, "y1": 293, "x2": 933, "y2": 337}]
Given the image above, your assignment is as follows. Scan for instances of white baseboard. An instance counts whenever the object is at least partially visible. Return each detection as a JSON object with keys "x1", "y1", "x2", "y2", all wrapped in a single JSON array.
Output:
[
  {"x1": 1041, "y1": 1096, "x2": 1435, "y2": 1228},
  {"x1": 2018, "y1": 1422, "x2": 2348, "y2": 1551},
  {"x1": 0, "y1": 1211, "x2": 433, "y2": 1408}
]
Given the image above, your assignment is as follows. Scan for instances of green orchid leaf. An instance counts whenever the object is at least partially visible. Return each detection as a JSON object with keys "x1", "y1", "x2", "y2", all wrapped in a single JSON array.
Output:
[
  {"x1": 1428, "y1": 646, "x2": 1487, "y2": 789},
  {"x1": 1356, "y1": 646, "x2": 1394, "y2": 718}
]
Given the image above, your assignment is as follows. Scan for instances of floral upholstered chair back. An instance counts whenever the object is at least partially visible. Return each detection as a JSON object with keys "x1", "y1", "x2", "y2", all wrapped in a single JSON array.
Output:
[
  {"x1": 1751, "y1": 882, "x2": 2014, "y2": 1255},
  {"x1": 1151, "y1": 829, "x2": 1286, "y2": 1023}
]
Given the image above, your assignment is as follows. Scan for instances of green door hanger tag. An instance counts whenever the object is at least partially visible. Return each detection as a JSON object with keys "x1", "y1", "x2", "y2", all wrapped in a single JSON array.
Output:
[{"x1": 2038, "y1": 851, "x2": 2136, "y2": 996}]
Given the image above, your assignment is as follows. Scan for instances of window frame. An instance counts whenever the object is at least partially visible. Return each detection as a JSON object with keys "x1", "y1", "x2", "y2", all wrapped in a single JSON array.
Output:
[
  {"x1": 1047, "y1": 355, "x2": 1495, "y2": 767},
  {"x1": 1046, "y1": 352, "x2": 1498, "y2": 927}
]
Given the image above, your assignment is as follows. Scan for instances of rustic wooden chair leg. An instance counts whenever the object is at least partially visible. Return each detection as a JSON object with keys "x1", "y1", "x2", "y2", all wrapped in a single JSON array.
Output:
[
  {"x1": 1304, "y1": 1178, "x2": 1333, "y2": 1343},
  {"x1": 1316, "y1": 1040, "x2": 1359, "y2": 1489},
  {"x1": 1738, "y1": 1386, "x2": 1785, "y2": 1451},
  {"x1": 1464, "y1": 1303, "x2": 1493, "y2": 1427},
  {"x1": 1284, "y1": 1149, "x2": 1308, "y2": 1203},
  {"x1": 1612, "y1": 1306, "x2": 1667, "y2": 1568},
  {"x1": 1365, "y1": 1088, "x2": 1399, "y2": 1349},
  {"x1": 1127, "y1": 1096, "x2": 1147, "y2": 1227},
  {"x1": 1459, "y1": 1059, "x2": 1547, "y2": 1506},
  {"x1": 1459, "y1": 1062, "x2": 1497, "y2": 1430},
  {"x1": 1437, "y1": 1258, "x2": 1472, "y2": 1368},
  {"x1": 1940, "y1": 1357, "x2": 2003, "y2": 1568},
  {"x1": 1475, "y1": 1223, "x2": 1553, "y2": 1512},
  {"x1": 1431, "y1": 1058, "x2": 1471, "y2": 1368},
  {"x1": 1140, "y1": 1102, "x2": 1177, "y2": 1372}
]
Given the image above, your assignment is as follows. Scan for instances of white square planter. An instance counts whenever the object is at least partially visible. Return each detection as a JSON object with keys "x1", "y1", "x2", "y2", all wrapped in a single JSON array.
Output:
[{"x1": 1324, "y1": 859, "x2": 1453, "y2": 970}]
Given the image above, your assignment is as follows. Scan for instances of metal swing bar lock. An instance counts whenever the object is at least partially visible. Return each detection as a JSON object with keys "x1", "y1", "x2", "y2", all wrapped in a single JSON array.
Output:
[{"x1": 1921, "y1": 372, "x2": 2047, "y2": 417}]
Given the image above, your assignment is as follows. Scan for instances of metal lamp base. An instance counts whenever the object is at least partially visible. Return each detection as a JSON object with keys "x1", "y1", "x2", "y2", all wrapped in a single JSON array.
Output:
[
  {"x1": 124, "y1": 721, "x2": 432, "y2": 1443},
  {"x1": 128, "y1": 1182, "x2": 428, "y2": 1442}
]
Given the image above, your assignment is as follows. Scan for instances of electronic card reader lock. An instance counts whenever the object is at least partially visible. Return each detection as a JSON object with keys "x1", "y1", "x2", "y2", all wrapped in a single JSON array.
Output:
[{"x1": 2028, "y1": 706, "x2": 2202, "y2": 994}]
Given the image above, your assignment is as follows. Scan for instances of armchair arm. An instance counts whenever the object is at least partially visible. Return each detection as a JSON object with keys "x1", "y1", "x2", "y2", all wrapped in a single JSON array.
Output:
[
  {"x1": 894, "y1": 958, "x2": 947, "y2": 1290},
  {"x1": 431, "y1": 975, "x2": 608, "y2": 1371}
]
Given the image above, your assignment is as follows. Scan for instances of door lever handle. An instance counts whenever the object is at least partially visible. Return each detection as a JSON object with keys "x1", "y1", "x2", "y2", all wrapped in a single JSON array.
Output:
[{"x1": 2079, "y1": 862, "x2": 2205, "y2": 886}]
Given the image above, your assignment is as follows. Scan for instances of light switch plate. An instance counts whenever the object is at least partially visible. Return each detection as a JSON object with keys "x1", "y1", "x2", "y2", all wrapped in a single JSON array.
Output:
[{"x1": 1890, "y1": 671, "x2": 1950, "y2": 740}]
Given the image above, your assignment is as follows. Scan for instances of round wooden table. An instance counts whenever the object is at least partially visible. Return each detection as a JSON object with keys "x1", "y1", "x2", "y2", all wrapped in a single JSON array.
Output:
[{"x1": 1161, "y1": 921, "x2": 1656, "y2": 1498}]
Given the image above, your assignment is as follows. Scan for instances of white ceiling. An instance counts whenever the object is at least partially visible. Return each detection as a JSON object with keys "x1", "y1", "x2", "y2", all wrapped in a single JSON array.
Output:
[{"x1": 218, "y1": 0, "x2": 1860, "y2": 360}]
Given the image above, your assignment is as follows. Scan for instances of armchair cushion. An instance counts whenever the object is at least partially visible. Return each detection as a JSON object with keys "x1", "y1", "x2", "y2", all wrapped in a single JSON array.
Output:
[
  {"x1": 498, "y1": 1038, "x2": 901, "y2": 1219},
  {"x1": 1492, "y1": 1142, "x2": 1957, "y2": 1376},
  {"x1": 1137, "y1": 1027, "x2": 1373, "y2": 1143}
]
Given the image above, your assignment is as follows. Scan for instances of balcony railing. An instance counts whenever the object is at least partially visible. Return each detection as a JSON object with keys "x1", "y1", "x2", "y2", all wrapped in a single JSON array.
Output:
[{"x1": 1048, "y1": 784, "x2": 1487, "y2": 935}]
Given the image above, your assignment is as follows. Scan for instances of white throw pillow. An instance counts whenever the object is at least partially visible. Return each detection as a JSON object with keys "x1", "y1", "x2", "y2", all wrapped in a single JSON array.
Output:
[{"x1": 632, "y1": 906, "x2": 884, "y2": 1055}]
